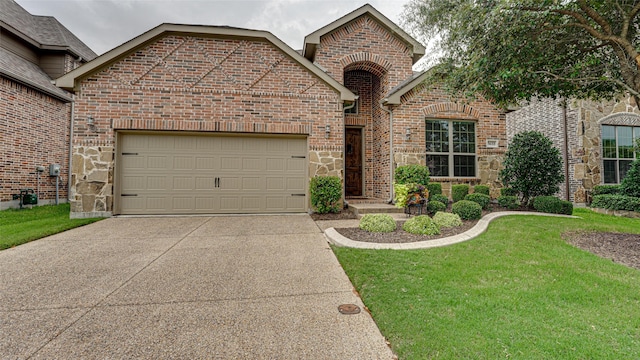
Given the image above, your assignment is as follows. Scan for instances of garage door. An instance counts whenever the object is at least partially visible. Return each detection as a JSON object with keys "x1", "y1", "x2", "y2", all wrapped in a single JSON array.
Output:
[{"x1": 117, "y1": 133, "x2": 308, "y2": 215}]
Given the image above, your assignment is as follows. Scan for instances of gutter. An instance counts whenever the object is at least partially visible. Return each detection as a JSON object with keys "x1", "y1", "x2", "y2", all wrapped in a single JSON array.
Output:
[{"x1": 380, "y1": 100, "x2": 394, "y2": 203}]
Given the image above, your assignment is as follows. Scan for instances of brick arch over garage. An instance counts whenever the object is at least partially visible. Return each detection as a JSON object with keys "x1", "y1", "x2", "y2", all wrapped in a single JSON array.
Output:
[
  {"x1": 422, "y1": 102, "x2": 480, "y2": 120},
  {"x1": 340, "y1": 52, "x2": 392, "y2": 78}
]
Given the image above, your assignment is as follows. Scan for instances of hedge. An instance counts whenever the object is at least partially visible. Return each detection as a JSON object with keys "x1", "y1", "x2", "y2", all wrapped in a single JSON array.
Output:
[{"x1": 591, "y1": 194, "x2": 640, "y2": 212}]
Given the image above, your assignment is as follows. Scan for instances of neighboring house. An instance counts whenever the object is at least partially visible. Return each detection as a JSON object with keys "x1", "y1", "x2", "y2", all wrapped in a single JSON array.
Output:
[
  {"x1": 507, "y1": 96, "x2": 640, "y2": 204},
  {"x1": 0, "y1": 0, "x2": 97, "y2": 209},
  {"x1": 55, "y1": 4, "x2": 507, "y2": 218}
]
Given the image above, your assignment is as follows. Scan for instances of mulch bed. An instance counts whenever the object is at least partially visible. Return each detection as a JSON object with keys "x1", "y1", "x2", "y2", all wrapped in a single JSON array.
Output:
[{"x1": 563, "y1": 231, "x2": 640, "y2": 271}]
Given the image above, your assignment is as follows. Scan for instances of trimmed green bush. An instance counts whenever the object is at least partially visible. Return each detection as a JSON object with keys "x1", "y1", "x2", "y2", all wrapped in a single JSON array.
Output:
[
  {"x1": 452, "y1": 184, "x2": 469, "y2": 203},
  {"x1": 592, "y1": 184, "x2": 621, "y2": 195},
  {"x1": 621, "y1": 159, "x2": 640, "y2": 197},
  {"x1": 431, "y1": 194, "x2": 449, "y2": 205},
  {"x1": 500, "y1": 187, "x2": 518, "y2": 197},
  {"x1": 427, "y1": 183, "x2": 442, "y2": 197},
  {"x1": 359, "y1": 214, "x2": 397, "y2": 233},
  {"x1": 452, "y1": 200, "x2": 482, "y2": 220},
  {"x1": 500, "y1": 131, "x2": 564, "y2": 205},
  {"x1": 310, "y1": 176, "x2": 342, "y2": 214},
  {"x1": 402, "y1": 215, "x2": 440, "y2": 235},
  {"x1": 432, "y1": 211, "x2": 463, "y2": 228},
  {"x1": 591, "y1": 194, "x2": 640, "y2": 212},
  {"x1": 532, "y1": 196, "x2": 573, "y2": 215},
  {"x1": 465, "y1": 193, "x2": 491, "y2": 210},
  {"x1": 497, "y1": 195, "x2": 520, "y2": 210},
  {"x1": 395, "y1": 164, "x2": 430, "y2": 185},
  {"x1": 427, "y1": 200, "x2": 447, "y2": 215},
  {"x1": 473, "y1": 185, "x2": 490, "y2": 196}
]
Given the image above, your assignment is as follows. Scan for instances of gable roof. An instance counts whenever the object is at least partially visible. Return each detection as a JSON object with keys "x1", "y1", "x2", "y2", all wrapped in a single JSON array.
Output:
[
  {"x1": 383, "y1": 70, "x2": 428, "y2": 105},
  {"x1": 55, "y1": 23, "x2": 357, "y2": 102},
  {"x1": 303, "y1": 4, "x2": 425, "y2": 64},
  {"x1": 0, "y1": 0, "x2": 97, "y2": 61}
]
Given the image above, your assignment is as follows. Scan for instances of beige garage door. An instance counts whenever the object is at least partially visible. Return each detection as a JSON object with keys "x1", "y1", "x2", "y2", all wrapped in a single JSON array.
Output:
[{"x1": 117, "y1": 133, "x2": 308, "y2": 215}]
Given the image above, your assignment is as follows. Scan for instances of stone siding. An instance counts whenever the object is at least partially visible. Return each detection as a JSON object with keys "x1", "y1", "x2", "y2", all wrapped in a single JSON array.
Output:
[{"x1": 0, "y1": 77, "x2": 70, "y2": 208}]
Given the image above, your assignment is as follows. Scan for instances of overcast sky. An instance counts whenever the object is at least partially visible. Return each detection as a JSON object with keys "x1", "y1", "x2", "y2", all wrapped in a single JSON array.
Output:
[{"x1": 16, "y1": 0, "x2": 416, "y2": 57}]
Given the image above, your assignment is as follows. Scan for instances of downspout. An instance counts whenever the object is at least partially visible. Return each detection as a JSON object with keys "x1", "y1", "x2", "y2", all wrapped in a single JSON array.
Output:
[
  {"x1": 380, "y1": 100, "x2": 394, "y2": 203},
  {"x1": 68, "y1": 97, "x2": 75, "y2": 202},
  {"x1": 562, "y1": 99, "x2": 570, "y2": 201}
]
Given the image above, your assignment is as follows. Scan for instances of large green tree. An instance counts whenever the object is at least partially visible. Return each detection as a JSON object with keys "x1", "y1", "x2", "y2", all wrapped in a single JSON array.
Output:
[{"x1": 403, "y1": 0, "x2": 640, "y2": 107}]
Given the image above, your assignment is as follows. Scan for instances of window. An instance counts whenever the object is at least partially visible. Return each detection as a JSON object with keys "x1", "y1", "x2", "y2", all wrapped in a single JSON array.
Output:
[
  {"x1": 602, "y1": 125, "x2": 640, "y2": 183},
  {"x1": 426, "y1": 119, "x2": 476, "y2": 177}
]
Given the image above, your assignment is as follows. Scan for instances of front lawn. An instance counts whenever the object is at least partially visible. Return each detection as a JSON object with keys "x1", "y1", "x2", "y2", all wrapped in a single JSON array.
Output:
[
  {"x1": 0, "y1": 203, "x2": 102, "y2": 250},
  {"x1": 333, "y1": 208, "x2": 640, "y2": 359}
]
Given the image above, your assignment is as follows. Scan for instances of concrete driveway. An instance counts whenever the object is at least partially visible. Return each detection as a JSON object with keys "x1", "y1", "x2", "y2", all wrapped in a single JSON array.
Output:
[{"x1": 0, "y1": 215, "x2": 394, "y2": 359}]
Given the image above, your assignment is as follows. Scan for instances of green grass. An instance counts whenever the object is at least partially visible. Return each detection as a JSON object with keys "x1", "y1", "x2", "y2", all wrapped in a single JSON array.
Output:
[
  {"x1": 333, "y1": 208, "x2": 640, "y2": 359},
  {"x1": 0, "y1": 203, "x2": 102, "y2": 250}
]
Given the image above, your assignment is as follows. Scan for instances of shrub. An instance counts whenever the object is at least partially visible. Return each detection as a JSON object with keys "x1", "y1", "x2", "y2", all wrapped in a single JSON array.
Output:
[
  {"x1": 309, "y1": 176, "x2": 341, "y2": 214},
  {"x1": 465, "y1": 193, "x2": 491, "y2": 210},
  {"x1": 359, "y1": 214, "x2": 397, "y2": 233},
  {"x1": 497, "y1": 195, "x2": 520, "y2": 210},
  {"x1": 432, "y1": 211, "x2": 462, "y2": 228},
  {"x1": 402, "y1": 215, "x2": 440, "y2": 235},
  {"x1": 532, "y1": 196, "x2": 573, "y2": 215},
  {"x1": 394, "y1": 183, "x2": 428, "y2": 208},
  {"x1": 395, "y1": 164, "x2": 430, "y2": 185},
  {"x1": 426, "y1": 200, "x2": 447, "y2": 215},
  {"x1": 621, "y1": 159, "x2": 640, "y2": 198},
  {"x1": 592, "y1": 184, "x2": 621, "y2": 195},
  {"x1": 591, "y1": 194, "x2": 640, "y2": 212},
  {"x1": 451, "y1": 200, "x2": 482, "y2": 220},
  {"x1": 473, "y1": 185, "x2": 490, "y2": 196},
  {"x1": 500, "y1": 187, "x2": 518, "y2": 197},
  {"x1": 452, "y1": 184, "x2": 469, "y2": 203},
  {"x1": 500, "y1": 131, "x2": 564, "y2": 205},
  {"x1": 427, "y1": 183, "x2": 442, "y2": 197},
  {"x1": 431, "y1": 194, "x2": 449, "y2": 206}
]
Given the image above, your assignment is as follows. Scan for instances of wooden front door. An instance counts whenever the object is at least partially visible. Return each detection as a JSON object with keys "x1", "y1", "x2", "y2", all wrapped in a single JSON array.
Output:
[{"x1": 345, "y1": 128, "x2": 363, "y2": 196}]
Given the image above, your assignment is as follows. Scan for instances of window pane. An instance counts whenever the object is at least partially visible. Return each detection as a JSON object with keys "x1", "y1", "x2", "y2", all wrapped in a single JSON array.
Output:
[
  {"x1": 603, "y1": 160, "x2": 617, "y2": 184},
  {"x1": 454, "y1": 155, "x2": 475, "y2": 177},
  {"x1": 453, "y1": 121, "x2": 476, "y2": 153},
  {"x1": 618, "y1": 126, "x2": 634, "y2": 158},
  {"x1": 635, "y1": 127, "x2": 640, "y2": 159},
  {"x1": 426, "y1": 120, "x2": 449, "y2": 153},
  {"x1": 426, "y1": 155, "x2": 449, "y2": 177},
  {"x1": 620, "y1": 160, "x2": 633, "y2": 181},
  {"x1": 602, "y1": 125, "x2": 616, "y2": 158}
]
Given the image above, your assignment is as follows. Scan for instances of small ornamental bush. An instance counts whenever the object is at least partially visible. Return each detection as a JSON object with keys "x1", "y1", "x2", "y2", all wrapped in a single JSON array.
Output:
[
  {"x1": 432, "y1": 211, "x2": 463, "y2": 228},
  {"x1": 431, "y1": 194, "x2": 449, "y2": 206},
  {"x1": 452, "y1": 184, "x2": 470, "y2": 203},
  {"x1": 592, "y1": 185, "x2": 621, "y2": 195},
  {"x1": 621, "y1": 159, "x2": 640, "y2": 197},
  {"x1": 451, "y1": 200, "x2": 482, "y2": 220},
  {"x1": 473, "y1": 185, "x2": 490, "y2": 196},
  {"x1": 402, "y1": 215, "x2": 440, "y2": 235},
  {"x1": 394, "y1": 183, "x2": 428, "y2": 208},
  {"x1": 500, "y1": 187, "x2": 518, "y2": 197},
  {"x1": 395, "y1": 164, "x2": 430, "y2": 185},
  {"x1": 497, "y1": 195, "x2": 520, "y2": 210},
  {"x1": 309, "y1": 176, "x2": 342, "y2": 214},
  {"x1": 500, "y1": 131, "x2": 564, "y2": 205},
  {"x1": 465, "y1": 193, "x2": 491, "y2": 210},
  {"x1": 427, "y1": 183, "x2": 442, "y2": 197},
  {"x1": 591, "y1": 194, "x2": 640, "y2": 212},
  {"x1": 427, "y1": 200, "x2": 447, "y2": 215},
  {"x1": 532, "y1": 196, "x2": 573, "y2": 215},
  {"x1": 359, "y1": 214, "x2": 397, "y2": 233}
]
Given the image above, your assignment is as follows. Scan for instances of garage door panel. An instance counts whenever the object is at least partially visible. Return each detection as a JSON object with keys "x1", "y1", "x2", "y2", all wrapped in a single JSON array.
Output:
[{"x1": 119, "y1": 134, "x2": 307, "y2": 214}]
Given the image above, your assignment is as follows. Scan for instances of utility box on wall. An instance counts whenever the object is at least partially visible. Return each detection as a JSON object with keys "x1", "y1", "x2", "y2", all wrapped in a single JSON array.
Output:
[{"x1": 49, "y1": 164, "x2": 61, "y2": 176}]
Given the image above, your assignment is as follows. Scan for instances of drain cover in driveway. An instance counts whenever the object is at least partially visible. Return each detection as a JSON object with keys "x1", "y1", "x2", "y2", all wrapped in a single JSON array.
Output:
[{"x1": 338, "y1": 304, "x2": 361, "y2": 315}]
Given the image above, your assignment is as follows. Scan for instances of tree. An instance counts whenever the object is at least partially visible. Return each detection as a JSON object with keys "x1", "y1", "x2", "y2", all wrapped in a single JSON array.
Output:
[
  {"x1": 402, "y1": 0, "x2": 640, "y2": 107},
  {"x1": 500, "y1": 131, "x2": 564, "y2": 206}
]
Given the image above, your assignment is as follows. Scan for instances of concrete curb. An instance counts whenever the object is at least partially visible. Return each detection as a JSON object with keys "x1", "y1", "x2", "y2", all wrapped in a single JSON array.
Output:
[{"x1": 325, "y1": 211, "x2": 579, "y2": 250}]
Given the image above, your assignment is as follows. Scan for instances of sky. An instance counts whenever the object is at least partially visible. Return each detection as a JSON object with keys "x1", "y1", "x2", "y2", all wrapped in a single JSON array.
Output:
[{"x1": 16, "y1": 0, "x2": 417, "y2": 57}]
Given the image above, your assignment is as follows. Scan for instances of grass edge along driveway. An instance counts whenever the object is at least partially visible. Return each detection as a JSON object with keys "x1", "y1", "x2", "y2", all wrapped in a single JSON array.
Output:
[
  {"x1": 333, "y1": 208, "x2": 640, "y2": 359},
  {"x1": 0, "y1": 203, "x2": 102, "y2": 250}
]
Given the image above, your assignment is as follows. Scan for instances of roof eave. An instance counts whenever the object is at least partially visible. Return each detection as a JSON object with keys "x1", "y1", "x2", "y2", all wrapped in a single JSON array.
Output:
[
  {"x1": 1, "y1": 69, "x2": 72, "y2": 102},
  {"x1": 383, "y1": 71, "x2": 430, "y2": 105}
]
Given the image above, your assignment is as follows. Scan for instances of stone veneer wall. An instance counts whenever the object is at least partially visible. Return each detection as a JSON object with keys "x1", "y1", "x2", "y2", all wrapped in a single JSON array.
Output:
[{"x1": 70, "y1": 144, "x2": 114, "y2": 217}]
